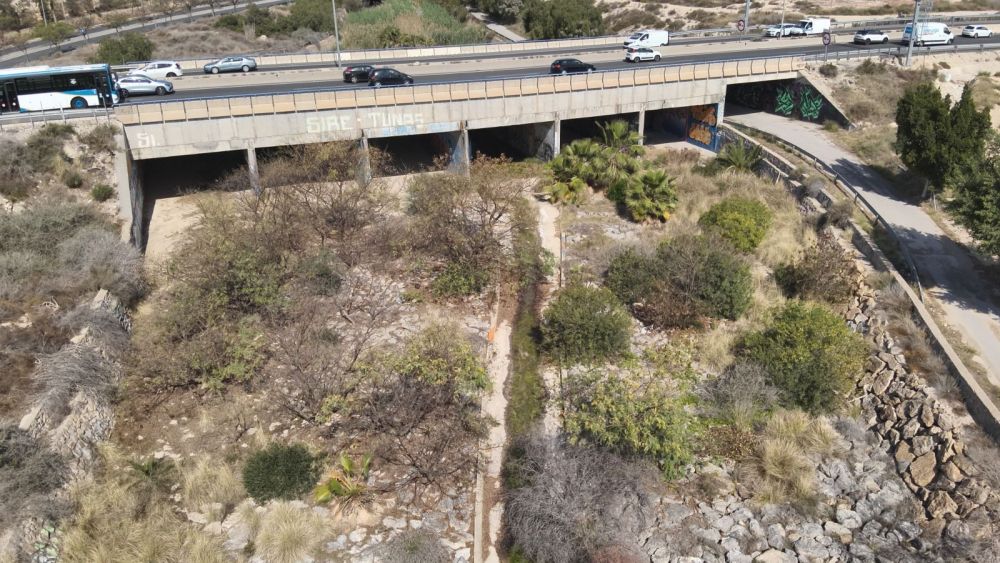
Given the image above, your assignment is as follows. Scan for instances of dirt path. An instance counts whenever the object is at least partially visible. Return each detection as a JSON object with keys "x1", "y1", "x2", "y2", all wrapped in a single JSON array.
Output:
[
  {"x1": 730, "y1": 111, "x2": 1000, "y2": 388},
  {"x1": 535, "y1": 200, "x2": 563, "y2": 435}
]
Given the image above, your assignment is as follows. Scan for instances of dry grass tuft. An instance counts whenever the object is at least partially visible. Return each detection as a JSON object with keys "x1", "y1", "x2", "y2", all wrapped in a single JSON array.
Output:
[
  {"x1": 255, "y1": 502, "x2": 324, "y2": 563},
  {"x1": 181, "y1": 456, "x2": 245, "y2": 517},
  {"x1": 764, "y1": 409, "x2": 839, "y2": 456}
]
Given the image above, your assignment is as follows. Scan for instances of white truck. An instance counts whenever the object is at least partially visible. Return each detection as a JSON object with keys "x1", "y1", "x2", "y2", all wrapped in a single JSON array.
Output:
[
  {"x1": 798, "y1": 18, "x2": 831, "y2": 35},
  {"x1": 623, "y1": 30, "x2": 670, "y2": 49},
  {"x1": 902, "y1": 22, "x2": 954, "y2": 46}
]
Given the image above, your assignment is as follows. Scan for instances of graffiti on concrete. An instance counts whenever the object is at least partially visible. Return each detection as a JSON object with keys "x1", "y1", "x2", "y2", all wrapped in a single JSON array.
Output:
[
  {"x1": 731, "y1": 79, "x2": 832, "y2": 124},
  {"x1": 691, "y1": 104, "x2": 718, "y2": 126}
]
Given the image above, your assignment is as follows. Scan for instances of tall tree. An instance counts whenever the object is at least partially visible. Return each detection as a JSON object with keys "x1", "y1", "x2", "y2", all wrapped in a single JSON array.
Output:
[
  {"x1": 895, "y1": 81, "x2": 952, "y2": 195},
  {"x1": 948, "y1": 83, "x2": 992, "y2": 175},
  {"x1": 951, "y1": 133, "x2": 1000, "y2": 256}
]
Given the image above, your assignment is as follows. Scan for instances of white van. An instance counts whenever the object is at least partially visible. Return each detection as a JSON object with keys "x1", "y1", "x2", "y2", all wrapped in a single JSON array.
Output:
[
  {"x1": 624, "y1": 30, "x2": 669, "y2": 49},
  {"x1": 902, "y1": 22, "x2": 954, "y2": 46},
  {"x1": 798, "y1": 18, "x2": 831, "y2": 35}
]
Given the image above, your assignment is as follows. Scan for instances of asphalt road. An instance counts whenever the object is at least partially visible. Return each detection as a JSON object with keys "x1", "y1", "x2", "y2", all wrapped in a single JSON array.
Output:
[{"x1": 126, "y1": 35, "x2": 1000, "y2": 104}]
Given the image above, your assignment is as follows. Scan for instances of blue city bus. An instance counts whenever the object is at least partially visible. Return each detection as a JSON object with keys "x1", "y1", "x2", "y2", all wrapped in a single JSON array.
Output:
[{"x1": 0, "y1": 64, "x2": 120, "y2": 113}]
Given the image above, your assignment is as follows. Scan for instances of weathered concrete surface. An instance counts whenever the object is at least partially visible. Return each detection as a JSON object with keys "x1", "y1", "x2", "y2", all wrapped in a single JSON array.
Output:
[
  {"x1": 123, "y1": 75, "x2": 798, "y2": 160},
  {"x1": 729, "y1": 111, "x2": 1000, "y2": 389}
]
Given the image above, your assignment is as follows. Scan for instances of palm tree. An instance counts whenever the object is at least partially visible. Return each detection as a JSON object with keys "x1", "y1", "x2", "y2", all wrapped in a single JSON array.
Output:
[
  {"x1": 595, "y1": 120, "x2": 645, "y2": 189},
  {"x1": 551, "y1": 139, "x2": 601, "y2": 185},
  {"x1": 716, "y1": 142, "x2": 763, "y2": 174},
  {"x1": 597, "y1": 120, "x2": 644, "y2": 157},
  {"x1": 623, "y1": 169, "x2": 678, "y2": 222}
]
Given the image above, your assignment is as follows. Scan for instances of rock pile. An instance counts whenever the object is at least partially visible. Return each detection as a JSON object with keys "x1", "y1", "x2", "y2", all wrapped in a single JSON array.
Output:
[{"x1": 851, "y1": 276, "x2": 1000, "y2": 551}]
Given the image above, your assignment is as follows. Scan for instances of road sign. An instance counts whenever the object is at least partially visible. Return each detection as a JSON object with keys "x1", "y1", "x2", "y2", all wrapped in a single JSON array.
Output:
[
  {"x1": 737, "y1": 19, "x2": 745, "y2": 32},
  {"x1": 822, "y1": 31, "x2": 832, "y2": 45}
]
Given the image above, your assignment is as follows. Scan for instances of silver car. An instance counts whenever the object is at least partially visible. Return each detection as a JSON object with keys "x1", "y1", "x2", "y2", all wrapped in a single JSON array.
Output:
[
  {"x1": 203, "y1": 56, "x2": 258, "y2": 74},
  {"x1": 116, "y1": 74, "x2": 174, "y2": 97}
]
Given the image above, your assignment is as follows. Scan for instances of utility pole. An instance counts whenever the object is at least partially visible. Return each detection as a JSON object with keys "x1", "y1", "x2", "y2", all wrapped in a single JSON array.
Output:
[
  {"x1": 905, "y1": 0, "x2": 920, "y2": 67},
  {"x1": 778, "y1": 0, "x2": 786, "y2": 40},
  {"x1": 742, "y1": 0, "x2": 751, "y2": 41},
  {"x1": 331, "y1": 0, "x2": 342, "y2": 67}
]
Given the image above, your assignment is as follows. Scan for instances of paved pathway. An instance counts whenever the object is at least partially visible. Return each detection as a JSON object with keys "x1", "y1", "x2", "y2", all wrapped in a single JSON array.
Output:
[
  {"x1": 730, "y1": 111, "x2": 1000, "y2": 387},
  {"x1": 468, "y1": 11, "x2": 526, "y2": 42}
]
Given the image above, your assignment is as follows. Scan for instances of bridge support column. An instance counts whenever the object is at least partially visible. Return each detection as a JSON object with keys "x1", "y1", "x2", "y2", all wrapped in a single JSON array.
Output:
[
  {"x1": 359, "y1": 136, "x2": 372, "y2": 182},
  {"x1": 246, "y1": 144, "x2": 261, "y2": 196},
  {"x1": 524, "y1": 119, "x2": 560, "y2": 160},
  {"x1": 448, "y1": 126, "x2": 470, "y2": 175},
  {"x1": 637, "y1": 107, "x2": 647, "y2": 146},
  {"x1": 717, "y1": 99, "x2": 726, "y2": 127},
  {"x1": 552, "y1": 116, "x2": 561, "y2": 157},
  {"x1": 114, "y1": 134, "x2": 144, "y2": 248}
]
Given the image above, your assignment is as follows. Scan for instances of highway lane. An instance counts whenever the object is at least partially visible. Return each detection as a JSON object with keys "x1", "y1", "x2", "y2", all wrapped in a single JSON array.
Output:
[
  {"x1": 127, "y1": 36, "x2": 1000, "y2": 104},
  {"x1": 191, "y1": 20, "x2": 1000, "y2": 74}
]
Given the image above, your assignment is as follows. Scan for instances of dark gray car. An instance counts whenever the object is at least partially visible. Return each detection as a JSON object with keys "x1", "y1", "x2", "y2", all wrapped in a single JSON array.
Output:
[{"x1": 203, "y1": 56, "x2": 258, "y2": 74}]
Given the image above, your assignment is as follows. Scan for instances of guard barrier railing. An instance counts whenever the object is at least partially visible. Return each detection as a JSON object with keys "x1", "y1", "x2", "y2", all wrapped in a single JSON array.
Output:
[
  {"x1": 115, "y1": 55, "x2": 803, "y2": 126},
  {"x1": 127, "y1": 13, "x2": 1000, "y2": 73}
]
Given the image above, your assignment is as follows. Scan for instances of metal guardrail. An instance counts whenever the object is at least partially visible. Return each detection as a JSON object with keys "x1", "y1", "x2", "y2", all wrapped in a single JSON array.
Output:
[
  {"x1": 124, "y1": 12, "x2": 1000, "y2": 72},
  {"x1": 115, "y1": 54, "x2": 803, "y2": 125},
  {"x1": 802, "y1": 39, "x2": 1000, "y2": 62},
  {"x1": 0, "y1": 106, "x2": 114, "y2": 129}
]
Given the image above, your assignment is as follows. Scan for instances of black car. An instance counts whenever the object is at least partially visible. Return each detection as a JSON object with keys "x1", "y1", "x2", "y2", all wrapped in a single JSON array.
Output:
[
  {"x1": 549, "y1": 58, "x2": 596, "y2": 75},
  {"x1": 369, "y1": 68, "x2": 414, "y2": 87},
  {"x1": 343, "y1": 64, "x2": 375, "y2": 83}
]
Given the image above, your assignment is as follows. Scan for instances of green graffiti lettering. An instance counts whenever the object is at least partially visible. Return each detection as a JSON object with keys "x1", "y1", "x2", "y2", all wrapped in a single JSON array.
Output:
[
  {"x1": 799, "y1": 88, "x2": 824, "y2": 120},
  {"x1": 775, "y1": 87, "x2": 794, "y2": 115}
]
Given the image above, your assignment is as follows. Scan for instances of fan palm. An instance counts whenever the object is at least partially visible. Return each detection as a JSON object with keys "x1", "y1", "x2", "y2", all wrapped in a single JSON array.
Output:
[
  {"x1": 623, "y1": 169, "x2": 678, "y2": 222},
  {"x1": 716, "y1": 142, "x2": 763, "y2": 173}
]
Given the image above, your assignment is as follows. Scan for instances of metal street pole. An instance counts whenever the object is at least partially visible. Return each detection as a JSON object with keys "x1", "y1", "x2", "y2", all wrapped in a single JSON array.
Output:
[
  {"x1": 778, "y1": 0, "x2": 786, "y2": 40},
  {"x1": 331, "y1": 0, "x2": 342, "y2": 67},
  {"x1": 905, "y1": 0, "x2": 920, "y2": 67},
  {"x1": 742, "y1": 0, "x2": 751, "y2": 41}
]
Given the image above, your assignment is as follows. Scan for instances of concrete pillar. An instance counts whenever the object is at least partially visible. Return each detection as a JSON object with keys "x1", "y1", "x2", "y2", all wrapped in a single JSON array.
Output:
[
  {"x1": 448, "y1": 127, "x2": 470, "y2": 175},
  {"x1": 552, "y1": 116, "x2": 561, "y2": 157},
  {"x1": 113, "y1": 133, "x2": 145, "y2": 248},
  {"x1": 246, "y1": 144, "x2": 261, "y2": 195},
  {"x1": 359, "y1": 135, "x2": 372, "y2": 182},
  {"x1": 637, "y1": 107, "x2": 647, "y2": 146}
]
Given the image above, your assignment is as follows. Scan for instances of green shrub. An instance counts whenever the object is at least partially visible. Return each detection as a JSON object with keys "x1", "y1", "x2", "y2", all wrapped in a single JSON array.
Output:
[
  {"x1": 656, "y1": 234, "x2": 753, "y2": 321},
  {"x1": 89, "y1": 32, "x2": 153, "y2": 65},
  {"x1": 243, "y1": 443, "x2": 319, "y2": 502},
  {"x1": 604, "y1": 248, "x2": 658, "y2": 307},
  {"x1": 25, "y1": 124, "x2": 73, "y2": 173},
  {"x1": 856, "y1": 58, "x2": 886, "y2": 75},
  {"x1": 542, "y1": 284, "x2": 631, "y2": 364},
  {"x1": 90, "y1": 184, "x2": 114, "y2": 202},
  {"x1": 62, "y1": 169, "x2": 84, "y2": 189},
  {"x1": 819, "y1": 63, "x2": 838, "y2": 78},
  {"x1": 431, "y1": 261, "x2": 488, "y2": 297},
  {"x1": 522, "y1": 0, "x2": 605, "y2": 39},
  {"x1": 742, "y1": 301, "x2": 867, "y2": 413},
  {"x1": 698, "y1": 197, "x2": 773, "y2": 252},
  {"x1": 79, "y1": 124, "x2": 118, "y2": 154},
  {"x1": 0, "y1": 140, "x2": 35, "y2": 201},
  {"x1": 565, "y1": 371, "x2": 695, "y2": 479},
  {"x1": 544, "y1": 177, "x2": 589, "y2": 205}
]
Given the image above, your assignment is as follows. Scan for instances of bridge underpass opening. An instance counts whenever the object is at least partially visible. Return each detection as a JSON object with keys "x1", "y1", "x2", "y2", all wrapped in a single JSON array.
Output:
[
  {"x1": 367, "y1": 131, "x2": 465, "y2": 176},
  {"x1": 468, "y1": 121, "x2": 558, "y2": 161},
  {"x1": 645, "y1": 104, "x2": 721, "y2": 151},
  {"x1": 560, "y1": 113, "x2": 640, "y2": 149},
  {"x1": 138, "y1": 150, "x2": 247, "y2": 251},
  {"x1": 726, "y1": 78, "x2": 844, "y2": 126}
]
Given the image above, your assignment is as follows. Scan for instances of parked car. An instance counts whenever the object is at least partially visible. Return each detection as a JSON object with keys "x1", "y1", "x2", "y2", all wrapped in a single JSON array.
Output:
[
  {"x1": 854, "y1": 29, "x2": 889, "y2": 44},
  {"x1": 624, "y1": 47, "x2": 662, "y2": 62},
  {"x1": 962, "y1": 25, "x2": 992, "y2": 38},
  {"x1": 368, "y1": 68, "x2": 413, "y2": 87},
  {"x1": 130, "y1": 61, "x2": 183, "y2": 79},
  {"x1": 765, "y1": 23, "x2": 803, "y2": 37},
  {"x1": 623, "y1": 29, "x2": 670, "y2": 48},
  {"x1": 343, "y1": 64, "x2": 375, "y2": 83},
  {"x1": 549, "y1": 58, "x2": 596, "y2": 74},
  {"x1": 116, "y1": 75, "x2": 174, "y2": 96},
  {"x1": 203, "y1": 56, "x2": 257, "y2": 74}
]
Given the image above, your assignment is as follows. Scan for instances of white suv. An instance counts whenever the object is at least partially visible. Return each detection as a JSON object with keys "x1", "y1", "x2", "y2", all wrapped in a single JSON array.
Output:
[
  {"x1": 624, "y1": 47, "x2": 662, "y2": 63},
  {"x1": 129, "y1": 61, "x2": 183, "y2": 80},
  {"x1": 765, "y1": 23, "x2": 803, "y2": 37},
  {"x1": 853, "y1": 29, "x2": 889, "y2": 44},
  {"x1": 962, "y1": 25, "x2": 992, "y2": 38}
]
